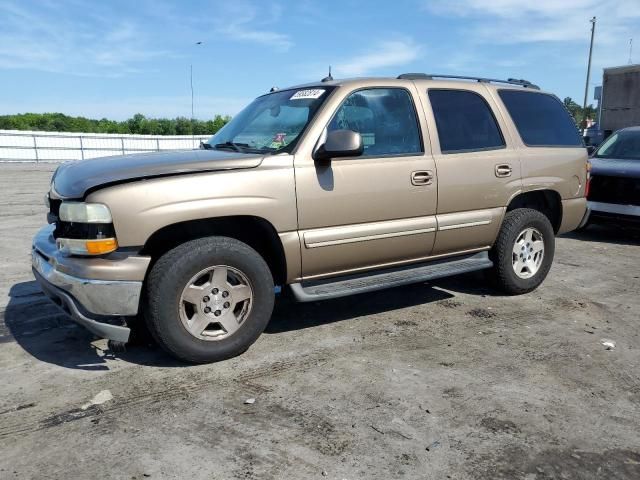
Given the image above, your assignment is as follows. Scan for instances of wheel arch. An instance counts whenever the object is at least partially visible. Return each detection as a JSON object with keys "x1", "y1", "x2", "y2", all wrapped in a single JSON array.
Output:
[
  {"x1": 140, "y1": 215, "x2": 288, "y2": 285},
  {"x1": 506, "y1": 189, "x2": 563, "y2": 233}
]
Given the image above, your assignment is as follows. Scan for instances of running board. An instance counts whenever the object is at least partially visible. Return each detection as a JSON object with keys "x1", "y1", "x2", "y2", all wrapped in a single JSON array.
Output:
[{"x1": 290, "y1": 252, "x2": 493, "y2": 302}]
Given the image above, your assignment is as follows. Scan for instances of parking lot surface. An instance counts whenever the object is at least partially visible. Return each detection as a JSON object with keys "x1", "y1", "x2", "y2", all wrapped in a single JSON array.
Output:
[{"x1": 1, "y1": 163, "x2": 639, "y2": 479}]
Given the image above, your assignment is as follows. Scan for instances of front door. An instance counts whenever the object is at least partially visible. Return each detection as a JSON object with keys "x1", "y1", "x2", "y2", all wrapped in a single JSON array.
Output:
[{"x1": 294, "y1": 85, "x2": 438, "y2": 280}]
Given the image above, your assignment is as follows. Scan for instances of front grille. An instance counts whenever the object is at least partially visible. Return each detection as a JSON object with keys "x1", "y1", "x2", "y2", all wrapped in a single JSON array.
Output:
[
  {"x1": 588, "y1": 175, "x2": 640, "y2": 206},
  {"x1": 49, "y1": 197, "x2": 61, "y2": 217},
  {"x1": 47, "y1": 197, "x2": 61, "y2": 224}
]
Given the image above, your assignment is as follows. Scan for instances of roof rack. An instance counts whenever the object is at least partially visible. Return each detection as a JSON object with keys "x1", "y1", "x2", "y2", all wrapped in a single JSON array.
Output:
[{"x1": 397, "y1": 73, "x2": 540, "y2": 90}]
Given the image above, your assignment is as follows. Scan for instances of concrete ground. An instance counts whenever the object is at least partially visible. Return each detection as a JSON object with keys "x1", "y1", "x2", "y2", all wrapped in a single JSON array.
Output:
[{"x1": 1, "y1": 163, "x2": 639, "y2": 480}]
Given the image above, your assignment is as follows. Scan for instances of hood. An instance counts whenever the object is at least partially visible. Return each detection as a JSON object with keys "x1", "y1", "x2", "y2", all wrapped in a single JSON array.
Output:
[
  {"x1": 590, "y1": 157, "x2": 640, "y2": 180},
  {"x1": 52, "y1": 149, "x2": 264, "y2": 198}
]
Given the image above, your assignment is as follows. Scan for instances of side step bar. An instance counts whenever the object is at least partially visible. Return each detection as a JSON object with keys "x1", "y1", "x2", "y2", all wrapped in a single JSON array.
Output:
[{"x1": 290, "y1": 252, "x2": 493, "y2": 302}]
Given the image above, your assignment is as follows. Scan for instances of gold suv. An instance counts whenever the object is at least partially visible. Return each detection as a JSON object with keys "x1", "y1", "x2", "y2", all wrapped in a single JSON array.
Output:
[{"x1": 33, "y1": 74, "x2": 589, "y2": 363}]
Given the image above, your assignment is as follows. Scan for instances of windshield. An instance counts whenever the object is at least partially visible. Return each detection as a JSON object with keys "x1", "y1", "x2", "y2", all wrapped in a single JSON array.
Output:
[
  {"x1": 595, "y1": 130, "x2": 640, "y2": 160},
  {"x1": 205, "y1": 87, "x2": 334, "y2": 154}
]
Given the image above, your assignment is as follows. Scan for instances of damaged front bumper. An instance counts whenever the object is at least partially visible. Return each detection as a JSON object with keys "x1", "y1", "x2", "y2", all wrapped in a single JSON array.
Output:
[{"x1": 31, "y1": 225, "x2": 151, "y2": 342}]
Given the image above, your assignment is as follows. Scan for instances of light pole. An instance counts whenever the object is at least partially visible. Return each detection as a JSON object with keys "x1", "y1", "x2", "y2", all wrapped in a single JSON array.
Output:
[
  {"x1": 191, "y1": 41, "x2": 203, "y2": 146},
  {"x1": 582, "y1": 17, "x2": 596, "y2": 126},
  {"x1": 190, "y1": 63, "x2": 194, "y2": 121}
]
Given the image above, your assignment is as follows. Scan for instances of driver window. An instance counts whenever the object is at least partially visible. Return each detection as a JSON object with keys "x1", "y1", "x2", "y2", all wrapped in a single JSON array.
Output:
[{"x1": 328, "y1": 88, "x2": 422, "y2": 156}]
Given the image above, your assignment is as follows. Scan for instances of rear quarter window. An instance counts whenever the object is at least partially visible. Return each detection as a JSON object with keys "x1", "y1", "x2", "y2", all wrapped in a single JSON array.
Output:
[{"x1": 498, "y1": 90, "x2": 583, "y2": 147}]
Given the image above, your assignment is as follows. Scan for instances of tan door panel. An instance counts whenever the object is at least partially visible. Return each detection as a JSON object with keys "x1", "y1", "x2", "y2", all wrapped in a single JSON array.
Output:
[
  {"x1": 415, "y1": 82, "x2": 523, "y2": 255},
  {"x1": 295, "y1": 156, "x2": 438, "y2": 278},
  {"x1": 433, "y1": 207, "x2": 504, "y2": 255}
]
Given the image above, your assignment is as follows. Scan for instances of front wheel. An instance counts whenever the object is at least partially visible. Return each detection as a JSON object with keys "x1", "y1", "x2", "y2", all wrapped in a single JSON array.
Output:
[
  {"x1": 145, "y1": 237, "x2": 275, "y2": 363},
  {"x1": 489, "y1": 208, "x2": 555, "y2": 295}
]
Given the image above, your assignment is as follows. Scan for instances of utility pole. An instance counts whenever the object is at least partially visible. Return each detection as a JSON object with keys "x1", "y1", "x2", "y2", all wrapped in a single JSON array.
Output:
[
  {"x1": 191, "y1": 41, "x2": 203, "y2": 147},
  {"x1": 190, "y1": 63, "x2": 194, "y2": 121},
  {"x1": 582, "y1": 17, "x2": 596, "y2": 126}
]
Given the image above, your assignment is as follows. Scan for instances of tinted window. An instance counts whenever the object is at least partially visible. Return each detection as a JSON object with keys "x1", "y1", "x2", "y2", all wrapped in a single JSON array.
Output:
[
  {"x1": 499, "y1": 90, "x2": 582, "y2": 147},
  {"x1": 428, "y1": 90, "x2": 505, "y2": 153},
  {"x1": 328, "y1": 88, "x2": 422, "y2": 156}
]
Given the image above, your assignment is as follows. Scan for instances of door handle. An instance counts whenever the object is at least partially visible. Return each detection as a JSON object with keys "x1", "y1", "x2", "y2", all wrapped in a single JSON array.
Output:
[
  {"x1": 495, "y1": 164, "x2": 512, "y2": 178},
  {"x1": 411, "y1": 170, "x2": 434, "y2": 186}
]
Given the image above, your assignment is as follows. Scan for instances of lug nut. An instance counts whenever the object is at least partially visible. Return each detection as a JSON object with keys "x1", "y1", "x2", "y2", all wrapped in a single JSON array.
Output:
[
  {"x1": 222, "y1": 291, "x2": 229, "y2": 298},
  {"x1": 223, "y1": 302, "x2": 230, "y2": 308},
  {"x1": 204, "y1": 306, "x2": 211, "y2": 313},
  {"x1": 214, "y1": 310, "x2": 221, "y2": 317},
  {"x1": 212, "y1": 288, "x2": 219, "y2": 294},
  {"x1": 203, "y1": 296, "x2": 210, "y2": 302}
]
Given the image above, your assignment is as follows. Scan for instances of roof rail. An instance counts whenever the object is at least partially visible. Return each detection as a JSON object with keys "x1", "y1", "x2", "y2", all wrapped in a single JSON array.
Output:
[{"x1": 397, "y1": 73, "x2": 540, "y2": 90}]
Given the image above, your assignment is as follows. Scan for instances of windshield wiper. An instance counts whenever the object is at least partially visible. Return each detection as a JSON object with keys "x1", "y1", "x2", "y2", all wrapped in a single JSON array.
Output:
[{"x1": 213, "y1": 141, "x2": 250, "y2": 152}]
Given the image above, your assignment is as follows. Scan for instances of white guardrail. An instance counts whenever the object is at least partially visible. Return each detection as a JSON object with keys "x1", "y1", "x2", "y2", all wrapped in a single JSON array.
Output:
[{"x1": 0, "y1": 130, "x2": 210, "y2": 163}]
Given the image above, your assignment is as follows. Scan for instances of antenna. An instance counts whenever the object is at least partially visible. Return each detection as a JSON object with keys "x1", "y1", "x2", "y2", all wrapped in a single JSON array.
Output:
[{"x1": 321, "y1": 66, "x2": 333, "y2": 83}]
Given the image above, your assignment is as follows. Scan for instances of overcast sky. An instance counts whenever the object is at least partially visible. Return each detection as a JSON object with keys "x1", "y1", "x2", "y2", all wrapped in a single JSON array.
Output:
[{"x1": 1, "y1": 0, "x2": 638, "y2": 120}]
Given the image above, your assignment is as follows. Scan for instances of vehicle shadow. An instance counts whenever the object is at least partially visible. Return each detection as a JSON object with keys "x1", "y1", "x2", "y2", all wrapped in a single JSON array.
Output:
[
  {"x1": 4, "y1": 280, "x2": 454, "y2": 368},
  {"x1": 429, "y1": 270, "x2": 501, "y2": 298},
  {"x1": 563, "y1": 223, "x2": 640, "y2": 246},
  {"x1": 266, "y1": 282, "x2": 453, "y2": 334},
  {"x1": 2, "y1": 281, "x2": 181, "y2": 370}
]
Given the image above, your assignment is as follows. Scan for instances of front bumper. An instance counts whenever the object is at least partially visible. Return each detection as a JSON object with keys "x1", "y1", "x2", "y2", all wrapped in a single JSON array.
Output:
[
  {"x1": 31, "y1": 225, "x2": 151, "y2": 342},
  {"x1": 588, "y1": 200, "x2": 640, "y2": 219}
]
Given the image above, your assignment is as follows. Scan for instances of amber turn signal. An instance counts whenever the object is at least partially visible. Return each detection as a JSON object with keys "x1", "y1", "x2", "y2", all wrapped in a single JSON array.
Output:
[{"x1": 85, "y1": 238, "x2": 118, "y2": 255}]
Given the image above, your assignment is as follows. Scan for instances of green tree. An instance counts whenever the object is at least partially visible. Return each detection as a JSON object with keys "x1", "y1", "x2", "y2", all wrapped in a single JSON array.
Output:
[
  {"x1": 563, "y1": 97, "x2": 597, "y2": 127},
  {"x1": 0, "y1": 112, "x2": 231, "y2": 135}
]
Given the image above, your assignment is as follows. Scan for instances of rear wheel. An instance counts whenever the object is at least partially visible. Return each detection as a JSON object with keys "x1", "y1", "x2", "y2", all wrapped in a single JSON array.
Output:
[
  {"x1": 145, "y1": 236, "x2": 274, "y2": 363},
  {"x1": 490, "y1": 208, "x2": 555, "y2": 295}
]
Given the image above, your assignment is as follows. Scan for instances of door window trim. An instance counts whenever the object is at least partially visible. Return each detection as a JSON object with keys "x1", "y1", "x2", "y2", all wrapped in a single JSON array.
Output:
[
  {"x1": 317, "y1": 86, "x2": 426, "y2": 160},
  {"x1": 428, "y1": 88, "x2": 506, "y2": 155}
]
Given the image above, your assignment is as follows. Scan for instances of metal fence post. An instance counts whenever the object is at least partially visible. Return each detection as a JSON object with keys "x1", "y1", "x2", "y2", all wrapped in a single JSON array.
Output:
[
  {"x1": 33, "y1": 135, "x2": 38, "y2": 163},
  {"x1": 121, "y1": 137, "x2": 125, "y2": 155},
  {"x1": 79, "y1": 136, "x2": 85, "y2": 160},
  {"x1": 156, "y1": 138, "x2": 160, "y2": 151}
]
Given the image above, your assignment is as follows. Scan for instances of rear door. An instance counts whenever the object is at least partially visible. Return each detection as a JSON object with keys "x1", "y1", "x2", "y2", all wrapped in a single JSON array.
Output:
[{"x1": 419, "y1": 84, "x2": 522, "y2": 255}]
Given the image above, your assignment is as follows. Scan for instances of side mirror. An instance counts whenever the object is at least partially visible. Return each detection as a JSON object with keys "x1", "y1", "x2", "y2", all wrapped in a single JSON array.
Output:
[{"x1": 314, "y1": 129, "x2": 364, "y2": 161}]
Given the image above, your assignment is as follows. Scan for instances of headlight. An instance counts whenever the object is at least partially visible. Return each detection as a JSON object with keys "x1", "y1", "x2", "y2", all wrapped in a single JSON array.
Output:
[{"x1": 59, "y1": 202, "x2": 112, "y2": 223}]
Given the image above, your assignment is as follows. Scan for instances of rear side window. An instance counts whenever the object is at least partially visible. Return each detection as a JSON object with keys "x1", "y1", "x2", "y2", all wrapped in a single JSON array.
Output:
[
  {"x1": 498, "y1": 90, "x2": 582, "y2": 147},
  {"x1": 428, "y1": 90, "x2": 505, "y2": 154}
]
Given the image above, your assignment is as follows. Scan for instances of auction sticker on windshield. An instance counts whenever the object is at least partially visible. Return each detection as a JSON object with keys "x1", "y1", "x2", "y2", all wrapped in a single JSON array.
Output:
[{"x1": 290, "y1": 89, "x2": 325, "y2": 100}]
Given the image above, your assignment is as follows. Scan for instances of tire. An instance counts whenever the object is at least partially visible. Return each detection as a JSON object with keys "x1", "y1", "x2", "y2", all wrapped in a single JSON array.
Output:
[
  {"x1": 489, "y1": 208, "x2": 555, "y2": 295},
  {"x1": 145, "y1": 236, "x2": 275, "y2": 363}
]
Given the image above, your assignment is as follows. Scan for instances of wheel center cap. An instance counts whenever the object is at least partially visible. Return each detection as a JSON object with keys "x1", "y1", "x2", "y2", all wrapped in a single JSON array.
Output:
[{"x1": 205, "y1": 291, "x2": 232, "y2": 310}]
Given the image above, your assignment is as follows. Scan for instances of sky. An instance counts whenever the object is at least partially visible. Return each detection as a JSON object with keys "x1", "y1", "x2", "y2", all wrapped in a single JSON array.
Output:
[{"x1": 0, "y1": 0, "x2": 639, "y2": 120}]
